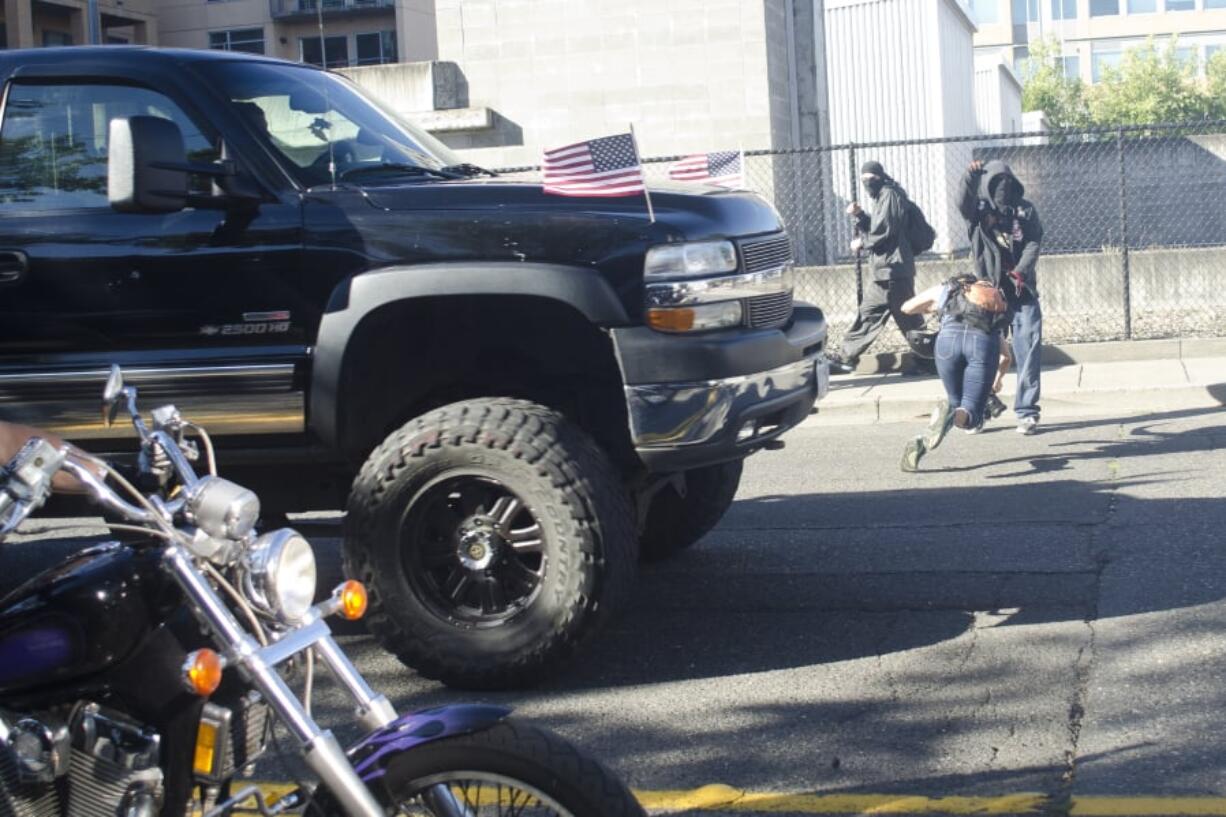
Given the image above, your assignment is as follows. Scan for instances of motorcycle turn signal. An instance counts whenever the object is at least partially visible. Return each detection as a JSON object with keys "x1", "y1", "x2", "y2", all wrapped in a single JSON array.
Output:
[
  {"x1": 183, "y1": 648, "x2": 225, "y2": 696},
  {"x1": 339, "y1": 580, "x2": 368, "y2": 621}
]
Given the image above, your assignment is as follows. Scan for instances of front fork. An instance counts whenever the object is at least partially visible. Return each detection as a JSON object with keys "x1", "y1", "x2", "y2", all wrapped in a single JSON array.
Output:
[{"x1": 165, "y1": 546, "x2": 395, "y2": 817}]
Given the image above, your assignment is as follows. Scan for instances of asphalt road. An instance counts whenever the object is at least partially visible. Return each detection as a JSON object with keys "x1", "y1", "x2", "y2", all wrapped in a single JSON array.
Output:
[{"x1": 5, "y1": 404, "x2": 1226, "y2": 814}]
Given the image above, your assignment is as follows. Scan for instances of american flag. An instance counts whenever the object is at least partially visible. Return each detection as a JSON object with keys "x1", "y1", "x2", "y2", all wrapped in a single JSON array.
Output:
[
  {"x1": 542, "y1": 133, "x2": 646, "y2": 197},
  {"x1": 668, "y1": 150, "x2": 743, "y2": 188}
]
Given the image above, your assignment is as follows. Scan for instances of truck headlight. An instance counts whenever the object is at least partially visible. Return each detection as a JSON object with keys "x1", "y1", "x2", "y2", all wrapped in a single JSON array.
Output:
[
  {"x1": 645, "y1": 241, "x2": 738, "y2": 279},
  {"x1": 646, "y1": 301, "x2": 744, "y2": 333},
  {"x1": 245, "y1": 529, "x2": 317, "y2": 623}
]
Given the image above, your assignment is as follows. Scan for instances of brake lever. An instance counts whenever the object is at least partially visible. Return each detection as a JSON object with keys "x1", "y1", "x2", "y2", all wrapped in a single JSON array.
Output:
[{"x1": 0, "y1": 438, "x2": 69, "y2": 536}]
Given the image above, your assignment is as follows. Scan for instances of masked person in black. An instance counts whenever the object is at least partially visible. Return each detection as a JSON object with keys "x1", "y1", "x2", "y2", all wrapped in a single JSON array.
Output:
[
  {"x1": 827, "y1": 161, "x2": 928, "y2": 375},
  {"x1": 960, "y1": 159, "x2": 1044, "y2": 435}
]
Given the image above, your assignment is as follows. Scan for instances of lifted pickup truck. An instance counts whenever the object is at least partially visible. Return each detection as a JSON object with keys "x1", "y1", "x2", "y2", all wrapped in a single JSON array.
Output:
[{"x1": 0, "y1": 47, "x2": 828, "y2": 688}]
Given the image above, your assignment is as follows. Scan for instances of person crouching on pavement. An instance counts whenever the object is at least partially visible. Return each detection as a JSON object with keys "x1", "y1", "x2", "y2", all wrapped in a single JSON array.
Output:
[
  {"x1": 898, "y1": 274, "x2": 1010, "y2": 472},
  {"x1": 960, "y1": 159, "x2": 1044, "y2": 435},
  {"x1": 827, "y1": 161, "x2": 928, "y2": 375}
]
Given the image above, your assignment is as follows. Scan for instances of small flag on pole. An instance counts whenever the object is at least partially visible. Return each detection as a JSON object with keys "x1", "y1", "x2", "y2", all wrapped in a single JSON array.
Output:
[
  {"x1": 668, "y1": 150, "x2": 744, "y2": 189},
  {"x1": 542, "y1": 133, "x2": 646, "y2": 197}
]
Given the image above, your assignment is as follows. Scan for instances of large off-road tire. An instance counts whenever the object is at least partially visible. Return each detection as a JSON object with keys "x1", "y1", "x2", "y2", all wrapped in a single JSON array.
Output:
[
  {"x1": 344, "y1": 399, "x2": 637, "y2": 689},
  {"x1": 638, "y1": 460, "x2": 743, "y2": 562},
  {"x1": 318, "y1": 719, "x2": 644, "y2": 817}
]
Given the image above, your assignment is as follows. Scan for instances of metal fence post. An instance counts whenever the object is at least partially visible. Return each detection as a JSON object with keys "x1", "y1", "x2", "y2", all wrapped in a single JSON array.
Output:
[
  {"x1": 848, "y1": 143, "x2": 862, "y2": 307},
  {"x1": 1117, "y1": 127, "x2": 1132, "y2": 340}
]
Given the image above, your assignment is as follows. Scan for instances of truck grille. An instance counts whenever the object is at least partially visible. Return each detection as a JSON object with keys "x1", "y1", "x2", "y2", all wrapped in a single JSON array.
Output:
[
  {"x1": 747, "y1": 291, "x2": 794, "y2": 328},
  {"x1": 741, "y1": 234, "x2": 792, "y2": 273},
  {"x1": 741, "y1": 233, "x2": 794, "y2": 329}
]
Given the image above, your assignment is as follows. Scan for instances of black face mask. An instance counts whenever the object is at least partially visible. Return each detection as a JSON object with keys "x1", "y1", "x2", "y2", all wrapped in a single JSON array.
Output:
[
  {"x1": 863, "y1": 178, "x2": 884, "y2": 198},
  {"x1": 992, "y1": 176, "x2": 1021, "y2": 216}
]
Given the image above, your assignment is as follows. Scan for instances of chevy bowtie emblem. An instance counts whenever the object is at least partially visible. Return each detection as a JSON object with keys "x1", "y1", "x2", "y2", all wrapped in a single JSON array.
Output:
[{"x1": 200, "y1": 325, "x2": 221, "y2": 336}]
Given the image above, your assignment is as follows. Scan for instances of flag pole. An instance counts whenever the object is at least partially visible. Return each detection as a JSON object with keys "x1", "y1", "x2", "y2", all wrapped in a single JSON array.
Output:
[{"x1": 629, "y1": 123, "x2": 655, "y2": 223}]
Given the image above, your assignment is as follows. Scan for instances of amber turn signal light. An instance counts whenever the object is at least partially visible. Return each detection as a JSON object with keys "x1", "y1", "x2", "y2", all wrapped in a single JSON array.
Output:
[
  {"x1": 646, "y1": 307, "x2": 696, "y2": 333},
  {"x1": 183, "y1": 648, "x2": 224, "y2": 697},
  {"x1": 339, "y1": 580, "x2": 368, "y2": 621}
]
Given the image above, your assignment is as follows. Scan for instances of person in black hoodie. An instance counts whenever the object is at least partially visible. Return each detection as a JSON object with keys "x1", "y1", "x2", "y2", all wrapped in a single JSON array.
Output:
[
  {"x1": 827, "y1": 161, "x2": 928, "y2": 375},
  {"x1": 959, "y1": 159, "x2": 1044, "y2": 435}
]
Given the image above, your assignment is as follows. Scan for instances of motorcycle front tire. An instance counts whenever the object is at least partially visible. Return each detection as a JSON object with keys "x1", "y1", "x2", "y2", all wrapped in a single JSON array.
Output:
[{"x1": 315, "y1": 719, "x2": 644, "y2": 817}]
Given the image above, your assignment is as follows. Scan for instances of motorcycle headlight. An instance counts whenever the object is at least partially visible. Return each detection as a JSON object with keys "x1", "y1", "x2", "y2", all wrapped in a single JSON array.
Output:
[
  {"x1": 645, "y1": 240, "x2": 738, "y2": 279},
  {"x1": 245, "y1": 529, "x2": 317, "y2": 623}
]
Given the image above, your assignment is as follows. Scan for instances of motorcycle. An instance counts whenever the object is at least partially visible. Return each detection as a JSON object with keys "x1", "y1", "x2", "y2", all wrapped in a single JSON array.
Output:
[{"x1": 0, "y1": 366, "x2": 643, "y2": 817}]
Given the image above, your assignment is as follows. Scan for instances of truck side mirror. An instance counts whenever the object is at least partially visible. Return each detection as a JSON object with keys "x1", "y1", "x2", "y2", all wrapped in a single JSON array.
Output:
[{"x1": 108, "y1": 116, "x2": 189, "y2": 214}]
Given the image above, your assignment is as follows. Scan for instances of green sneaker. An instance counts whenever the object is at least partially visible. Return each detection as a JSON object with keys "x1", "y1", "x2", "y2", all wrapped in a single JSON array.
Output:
[
  {"x1": 923, "y1": 400, "x2": 955, "y2": 450},
  {"x1": 901, "y1": 436, "x2": 926, "y2": 472}
]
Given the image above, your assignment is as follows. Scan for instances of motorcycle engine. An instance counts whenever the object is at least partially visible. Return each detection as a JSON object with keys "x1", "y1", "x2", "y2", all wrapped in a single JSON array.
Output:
[{"x1": 0, "y1": 703, "x2": 163, "y2": 817}]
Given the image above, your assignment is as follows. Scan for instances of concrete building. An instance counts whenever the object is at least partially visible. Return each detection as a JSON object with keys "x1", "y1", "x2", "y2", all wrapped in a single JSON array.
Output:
[
  {"x1": 410, "y1": 0, "x2": 830, "y2": 168},
  {"x1": 974, "y1": 54, "x2": 1024, "y2": 133},
  {"x1": 153, "y1": 0, "x2": 436, "y2": 66},
  {"x1": 970, "y1": 0, "x2": 1226, "y2": 84},
  {"x1": 0, "y1": 0, "x2": 157, "y2": 48}
]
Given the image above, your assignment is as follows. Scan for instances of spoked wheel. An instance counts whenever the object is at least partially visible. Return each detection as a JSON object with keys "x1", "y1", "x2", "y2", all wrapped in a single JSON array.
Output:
[
  {"x1": 402, "y1": 476, "x2": 546, "y2": 627},
  {"x1": 377, "y1": 721, "x2": 644, "y2": 817}
]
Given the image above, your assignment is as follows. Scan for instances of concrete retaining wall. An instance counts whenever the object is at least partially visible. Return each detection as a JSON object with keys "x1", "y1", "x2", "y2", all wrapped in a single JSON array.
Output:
[{"x1": 798, "y1": 244, "x2": 1226, "y2": 350}]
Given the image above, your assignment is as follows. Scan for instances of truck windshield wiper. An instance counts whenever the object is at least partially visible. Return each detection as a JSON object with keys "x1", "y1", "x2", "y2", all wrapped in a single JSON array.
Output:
[
  {"x1": 338, "y1": 163, "x2": 462, "y2": 181},
  {"x1": 439, "y1": 163, "x2": 499, "y2": 178}
]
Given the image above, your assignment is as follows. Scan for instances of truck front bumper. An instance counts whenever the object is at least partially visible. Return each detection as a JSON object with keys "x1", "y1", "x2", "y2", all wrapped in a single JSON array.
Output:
[{"x1": 614, "y1": 303, "x2": 829, "y2": 473}]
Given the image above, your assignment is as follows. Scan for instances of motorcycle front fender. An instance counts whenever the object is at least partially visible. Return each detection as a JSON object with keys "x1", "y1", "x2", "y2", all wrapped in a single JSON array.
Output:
[{"x1": 349, "y1": 704, "x2": 511, "y2": 782}]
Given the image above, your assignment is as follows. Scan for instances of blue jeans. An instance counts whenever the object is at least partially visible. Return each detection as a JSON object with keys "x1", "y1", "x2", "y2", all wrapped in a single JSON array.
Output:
[
  {"x1": 1011, "y1": 299, "x2": 1042, "y2": 419},
  {"x1": 935, "y1": 322, "x2": 1001, "y2": 428}
]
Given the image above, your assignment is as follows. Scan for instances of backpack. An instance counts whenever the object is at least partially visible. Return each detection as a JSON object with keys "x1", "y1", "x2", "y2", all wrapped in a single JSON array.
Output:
[{"x1": 903, "y1": 196, "x2": 937, "y2": 254}]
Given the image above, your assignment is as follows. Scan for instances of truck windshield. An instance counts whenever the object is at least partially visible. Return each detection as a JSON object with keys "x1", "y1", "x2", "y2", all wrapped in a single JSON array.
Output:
[{"x1": 198, "y1": 61, "x2": 466, "y2": 188}]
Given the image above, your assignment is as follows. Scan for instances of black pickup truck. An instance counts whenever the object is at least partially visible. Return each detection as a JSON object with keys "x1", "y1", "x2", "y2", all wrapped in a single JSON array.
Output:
[{"x1": 0, "y1": 47, "x2": 828, "y2": 688}]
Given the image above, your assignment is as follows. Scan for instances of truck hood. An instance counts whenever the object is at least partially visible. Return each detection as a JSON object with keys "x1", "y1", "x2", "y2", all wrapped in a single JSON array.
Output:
[{"x1": 358, "y1": 179, "x2": 785, "y2": 243}]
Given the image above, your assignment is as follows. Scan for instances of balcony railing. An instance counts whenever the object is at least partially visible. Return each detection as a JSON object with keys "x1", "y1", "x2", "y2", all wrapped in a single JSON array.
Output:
[{"x1": 270, "y1": 0, "x2": 393, "y2": 19}]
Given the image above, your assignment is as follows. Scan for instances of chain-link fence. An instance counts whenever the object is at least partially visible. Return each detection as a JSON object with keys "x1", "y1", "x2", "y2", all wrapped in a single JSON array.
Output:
[{"x1": 496, "y1": 120, "x2": 1226, "y2": 351}]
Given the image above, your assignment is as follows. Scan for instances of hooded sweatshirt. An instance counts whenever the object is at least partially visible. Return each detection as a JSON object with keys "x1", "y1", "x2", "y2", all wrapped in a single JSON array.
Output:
[
  {"x1": 958, "y1": 160, "x2": 1043, "y2": 307},
  {"x1": 855, "y1": 177, "x2": 915, "y2": 282}
]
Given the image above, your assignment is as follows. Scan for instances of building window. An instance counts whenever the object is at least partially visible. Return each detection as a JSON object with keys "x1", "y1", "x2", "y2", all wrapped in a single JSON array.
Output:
[
  {"x1": 1052, "y1": 0, "x2": 1077, "y2": 18},
  {"x1": 1165, "y1": 0, "x2": 1195, "y2": 9},
  {"x1": 1208, "y1": 45, "x2": 1222, "y2": 61},
  {"x1": 42, "y1": 31, "x2": 72, "y2": 46},
  {"x1": 355, "y1": 30, "x2": 397, "y2": 65},
  {"x1": 1206, "y1": 0, "x2": 1226, "y2": 8},
  {"x1": 1012, "y1": 0, "x2": 1039, "y2": 23},
  {"x1": 1126, "y1": 0, "x2": 1156, "y2": 11},
  {"x1": 209, "y1": 27, "x2": 265, "y2": 54},
  {"x1": 969, "y1": 0, "x2": 1000, "y2": 24},
  {"x1": 1090, "y1": 0, "x2": 1120, "y2": 14},
  {"x1": 1062, "y1": 54, "x2": 1081, "y2": 79},
  {"x1": 1092, "y1": 49, "x2": 1123, "y2": 80},
  {"x1": 301, "y1": 35, "x2": 349, "y2": 68}
]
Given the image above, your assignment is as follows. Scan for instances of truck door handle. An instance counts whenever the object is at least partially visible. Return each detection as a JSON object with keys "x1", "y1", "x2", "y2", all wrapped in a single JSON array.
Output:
[{"x1": 0, "y1": 251, "x2": 28, "y2": 285}]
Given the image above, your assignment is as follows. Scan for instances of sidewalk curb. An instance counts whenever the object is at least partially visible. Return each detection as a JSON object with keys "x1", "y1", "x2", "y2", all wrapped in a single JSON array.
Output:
[
  {"x1": 850, "y1": 336, "x2": 1226, "y2": 375},
  {"x1": 806, "y1": 382, "x2": 1226, "y2": 427}
]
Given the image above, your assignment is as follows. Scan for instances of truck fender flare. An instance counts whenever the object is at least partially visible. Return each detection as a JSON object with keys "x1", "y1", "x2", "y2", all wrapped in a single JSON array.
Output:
[{"x1": 309, "y1": 262, "x2": 631, "y2": 450}]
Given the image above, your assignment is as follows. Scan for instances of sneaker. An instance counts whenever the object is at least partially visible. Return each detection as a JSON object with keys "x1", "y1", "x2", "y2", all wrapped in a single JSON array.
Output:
[
  {"x1": 923, "y1": 400, "x2": 954, "y2": 450},
  {"x1": 985, "y1": 394, "x2": 1007, "y2": 419},
  {"x1": 901, "y1": 436, "x2": 926, "y2": 472},
  {"x1": 827, "y1": 353, "x2": 857, "y2": 375},
  {"x1": 1017, "y1": 416, "x2": 1039, "y2": 435},
  {"x1": 964, "y1": 421, "x2": 984, "y2": 435}
]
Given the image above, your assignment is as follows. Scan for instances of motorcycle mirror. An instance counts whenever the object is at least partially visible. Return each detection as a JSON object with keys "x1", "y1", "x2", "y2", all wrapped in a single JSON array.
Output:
[{"x1": 102, "y1": 365, "x2": 125, "y2": 428}]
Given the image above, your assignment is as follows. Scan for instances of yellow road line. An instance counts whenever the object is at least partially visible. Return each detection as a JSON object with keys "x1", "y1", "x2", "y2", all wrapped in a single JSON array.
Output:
[
  {"x1": 1072, "y1": 799, "x2": 1226, "y2": 816},
  {"x1": 239, "y1": 782, "x2": 1226, "y2": 815}
]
